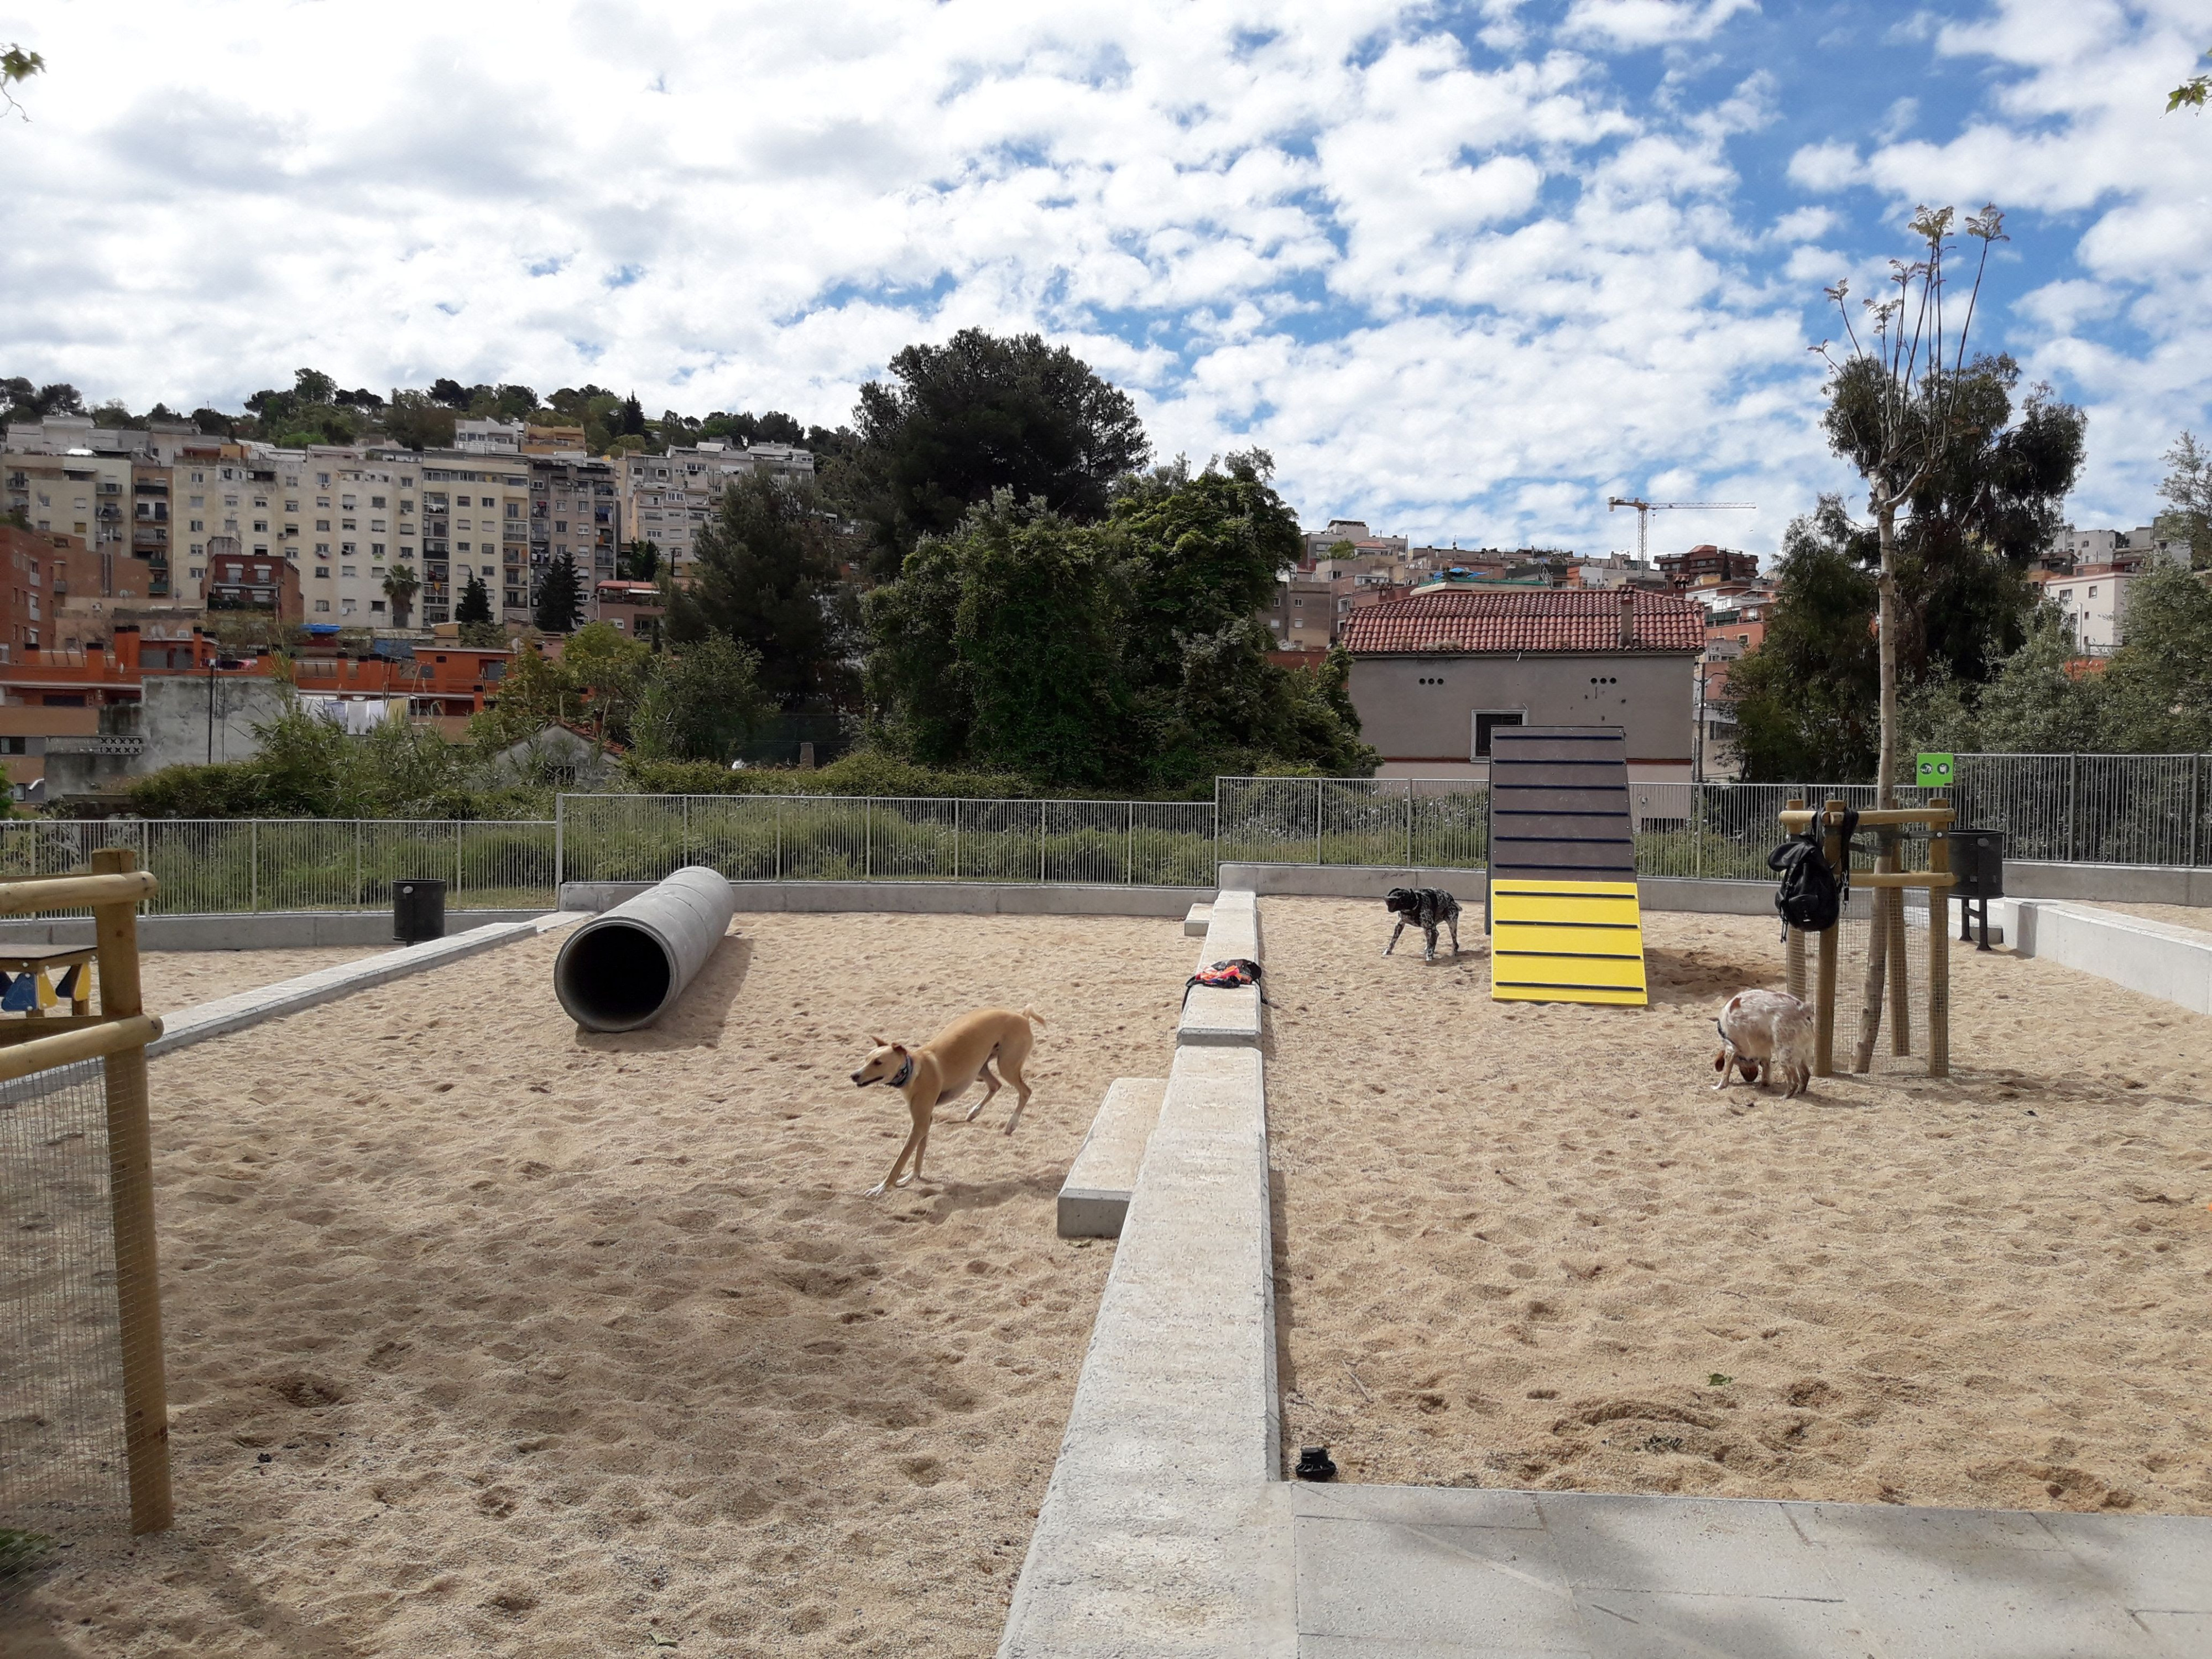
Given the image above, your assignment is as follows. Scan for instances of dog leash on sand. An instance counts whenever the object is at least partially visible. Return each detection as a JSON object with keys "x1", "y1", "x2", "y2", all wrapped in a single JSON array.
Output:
[{"x1": 1182, "y1": 958, "x2": 1272, "y2": 1008}]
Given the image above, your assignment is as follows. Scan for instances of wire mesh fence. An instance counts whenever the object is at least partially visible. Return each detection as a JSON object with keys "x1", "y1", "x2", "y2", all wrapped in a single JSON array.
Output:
[
  {"x1": 556, "y1": 795, "x2": 1220, "y2": 888},
  {"x1": 1, "y1": 1059, "x2": 128, "y2": 1585},
  {"x1": 0, "y1": 820, "x2": 559, "y2": 914},
  {"x1": 1827, "y1": 898, "x2": 1937, "y2": 1077}
]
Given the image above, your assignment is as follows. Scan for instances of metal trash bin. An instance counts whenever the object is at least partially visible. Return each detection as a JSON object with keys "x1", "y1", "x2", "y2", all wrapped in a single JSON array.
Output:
[
  {"x1": 394, "y1": 878, "x2": 447, "y2": 945},
  {"x1": 1945, "y1": 828, "x2": 2005, "y2": 951}
]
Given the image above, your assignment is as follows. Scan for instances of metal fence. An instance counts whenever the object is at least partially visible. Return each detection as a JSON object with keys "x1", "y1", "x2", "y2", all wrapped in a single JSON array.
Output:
[
  {"x1": 556, "y1": 795, "x2": 1220, "y2": 888},
  {"x1": 0, "y1": 820, "x2": 558, "y2": 914},
  {"x1": 0, "y1": 752, "x2": 2200, "y2": 917},
  {"x1": 1218, "y1": 753, "x2": 2212, "y2": 875}
]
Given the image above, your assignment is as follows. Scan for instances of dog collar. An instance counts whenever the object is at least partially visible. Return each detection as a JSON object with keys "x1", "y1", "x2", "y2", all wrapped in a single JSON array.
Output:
[{"x1": 891, "y1": 1056, "x2": 912, "y2": 1088}]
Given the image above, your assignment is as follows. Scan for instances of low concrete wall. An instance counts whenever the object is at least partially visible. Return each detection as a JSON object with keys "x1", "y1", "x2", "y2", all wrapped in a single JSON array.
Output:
[
  {"x1": 999, "y1": 1042, "x2": 1287, "y2": 1657},
  {"x1": 559, "y1": 880, "x2": 1204, "y2": 919},
  {"x1": 2010, "y1": 902, "x2": 2212, "y2": 1015},
  {"x1": 149, "y1": 913, "x2": 583, "y2": 1057},
  {"x1": 2005, "y1": 860, "x2": 2212, "y2": 906},
  {"x1": 1180, "y1": 889, "x2": 1264, "y2": 1046},
  {"x1": 0, "y1": 909, "x2": 549, "y2": 951}
]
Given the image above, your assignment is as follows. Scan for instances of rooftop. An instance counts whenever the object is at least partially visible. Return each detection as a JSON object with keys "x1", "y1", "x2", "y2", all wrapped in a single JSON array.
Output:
[{"x1": 1339, "y1": 587, "x2": 1706, "y2": 655}]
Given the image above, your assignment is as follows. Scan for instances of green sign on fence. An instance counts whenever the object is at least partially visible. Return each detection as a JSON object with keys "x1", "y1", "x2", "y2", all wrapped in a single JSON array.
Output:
[{"x1": 1916, "y1": 752, "x2": 1955, "y2": 788}]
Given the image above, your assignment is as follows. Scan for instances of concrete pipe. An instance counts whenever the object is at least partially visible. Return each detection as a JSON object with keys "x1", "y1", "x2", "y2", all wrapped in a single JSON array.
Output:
[{"x1": 555, "y1": 865, "x2": 736, "y2": 1032}]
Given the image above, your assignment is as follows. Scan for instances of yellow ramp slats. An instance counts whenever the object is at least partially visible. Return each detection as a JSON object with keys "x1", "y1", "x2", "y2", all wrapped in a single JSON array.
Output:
[{"x1": 1490, "y1": 877, "x2": 1648, "y2": 1006}]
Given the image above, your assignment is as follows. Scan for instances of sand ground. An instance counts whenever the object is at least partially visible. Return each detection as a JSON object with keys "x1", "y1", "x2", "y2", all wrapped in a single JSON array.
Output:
[
  {"x1": 9, "y1": 911, "x2": 1195, "y2": 1659},
  {"x1": 137, "y1": 948, "x2": 387, "y2": 1014},
  {"x1": 2088, "y1": 901, "x2": 2212, "y2": 936},
  {"x1": 1268, "y1": 899, "x2": 2212, "y2": 1515}
]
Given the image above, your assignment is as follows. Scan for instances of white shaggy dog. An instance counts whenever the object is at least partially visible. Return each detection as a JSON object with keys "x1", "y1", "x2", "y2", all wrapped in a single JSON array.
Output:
[{"x1": 1713, "y1": 989, "x2": 1814, "y2": 1098}]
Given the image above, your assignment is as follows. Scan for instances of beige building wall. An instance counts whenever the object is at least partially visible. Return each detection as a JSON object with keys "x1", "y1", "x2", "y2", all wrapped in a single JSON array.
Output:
[{"x1": 1348, "y1": 652, "x2": 1696, "y2": 782}]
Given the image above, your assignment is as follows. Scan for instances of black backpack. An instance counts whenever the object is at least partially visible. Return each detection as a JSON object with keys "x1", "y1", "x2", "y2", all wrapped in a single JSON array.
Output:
[{"x1": 1768, "y1": 807, "x2": 1857, "y2": 937}]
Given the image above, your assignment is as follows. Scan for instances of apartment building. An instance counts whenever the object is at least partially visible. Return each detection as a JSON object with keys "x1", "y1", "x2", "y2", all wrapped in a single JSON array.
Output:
[
  {"x1": 528, "y1": 457, "x2": 621, "y2": 618},
  {"x1": 200, "y1": 537, "x2": 304, "y2": 624},
  {"x1": 1657, "y1": 544, "x2": 1760, "y2": 588},
  {"x1": 1302, "y1": 518, "x2": 1409, "y2": 562},
  {"x1": 616, "y1": 441, "x2": 814, "y2": 575},
  {"x1": 455, "y1": 419, "x2": 524, "y2": 455},
  {"x1": 2033, "y1": 566, "x2": 2135, "y2": 655},
  {"x1": 414, "y1": 455, "x2": 531, "y2": 627},
  {"x1": 4, "y1": 448, "x2": 134, "y2": 556}
]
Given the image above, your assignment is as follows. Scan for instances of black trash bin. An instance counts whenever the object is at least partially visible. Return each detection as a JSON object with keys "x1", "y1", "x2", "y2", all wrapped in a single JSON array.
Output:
[
  {"x1": 394, "y1": 878, "x2": 447, "y2": 945},
  {"x1": 1945, "y1": 828, "x2": 2005, "y2": 950}
]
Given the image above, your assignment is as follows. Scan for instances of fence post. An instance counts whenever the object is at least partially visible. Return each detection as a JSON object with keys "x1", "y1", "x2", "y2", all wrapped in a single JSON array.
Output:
[
  {"x1": 1693, "y1": 784, "x2": 1704, "y2": 881},
  {"x1": 2194, "y1": 753, "x2": 2205, "y2": 870},
  {"x1": 90, "y1": 846, "x2": 173, "y2": 1534},
  {"x1": 554, "y1": 795, "x2": 565, "y2": 890},
  {"x1": 453, "y1": 821, "x2": 463, "y2": 906},
  {"x1": 865, "y1": 799, "x2": 873, "y2": 879},
  {"x1": 1126, "y1": 800, "x2": 1135, "y2": 885},
  {"x1": 2067, "y1": 753, "x2": 2080, "y2": 862},
  {"x1": 1405, "y1": 781, "x2": 1414, "y2": 869},
  {"x1": 353, "y1": 820, "x2": 363, "y2": 909},
  {"x1": 776, "y1": 797, "x2": 785, "y2": 881},
  {"x1": 1039, "y1": 800, "x2": 1047, "y2": 883},
  {"x1": 953, "y1": 799, "x2": 961, "y2": 881},
  {"x1": 1314, "y1": 778, "x2": 1324, "y2": 867},
  {"x1": 250, "y1": 820, "x2": 259, "y2": 913}
]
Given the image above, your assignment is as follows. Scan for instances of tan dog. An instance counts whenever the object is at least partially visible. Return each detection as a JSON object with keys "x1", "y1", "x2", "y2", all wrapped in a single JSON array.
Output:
[{"x1": 849, "y1": 1006, "x2": 1043, "y2": 1197}]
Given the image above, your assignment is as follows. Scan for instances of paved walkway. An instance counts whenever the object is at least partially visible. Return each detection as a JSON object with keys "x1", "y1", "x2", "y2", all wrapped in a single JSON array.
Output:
[{"x1": 1293, "y1": 1481, "x2": 2212, "y2": 1657}]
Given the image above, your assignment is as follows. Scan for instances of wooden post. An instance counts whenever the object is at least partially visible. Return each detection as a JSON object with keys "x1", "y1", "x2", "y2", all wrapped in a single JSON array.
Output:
[
  {"x1": 1784, "y1": 799, "x2": 1807, "y2": 1001},
  {"x1": 1887, "y1": 879, "x2": 1912, "y2": 1057},
  {"x1": 1814, "y1": 799, "x2": 1842, "y2": 1076},
  {"x1": 90, "y1": 846, "x2": 173, "y2": 1533},
  {"x1": 1851, "y1": 828, "x2": 1893, "y2": 1074},
  {"x1": 1928, "y1": 803, "x2": 1952, "y2": 1078}
]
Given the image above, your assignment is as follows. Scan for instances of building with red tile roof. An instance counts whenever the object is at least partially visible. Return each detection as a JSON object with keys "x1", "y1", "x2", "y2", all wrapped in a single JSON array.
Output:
[{"x1": 1341, "y1": 588, "x2": 1703, "y2": 781}]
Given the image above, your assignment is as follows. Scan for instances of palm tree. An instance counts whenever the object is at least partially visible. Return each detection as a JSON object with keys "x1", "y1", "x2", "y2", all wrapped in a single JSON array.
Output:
[{"x1": 382, "y1": 562, "x2": 421, "y2": 629}]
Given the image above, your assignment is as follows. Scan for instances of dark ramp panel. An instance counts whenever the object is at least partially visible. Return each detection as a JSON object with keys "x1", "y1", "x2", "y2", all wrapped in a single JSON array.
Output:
[{"x1": 1487, "y1": 726, "x2": 1648, "y2": 1006}]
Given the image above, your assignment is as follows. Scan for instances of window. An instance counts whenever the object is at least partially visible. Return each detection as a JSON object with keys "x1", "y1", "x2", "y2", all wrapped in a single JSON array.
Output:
[
  {"x1": 2089, "y1": 585, "x2": 2099, "y2": 597},
  {"x1": 189, "y1": 519, "x2": 205, "y2": 533},
  {"x1": 341, "y1": 495, "x2": 357, "y2": 509},
  {"x1": 188, "y1": 494, "x2": 205, "y2": 508},
  {"x1": 1474, "y1": 710, "x2": 1525, "y2": 758},
  {"x1": 371, "y1": 542, "x2": 384, "y2": 557},
  {"x1": 370, "y1": 600, "x2": 386, "y2": 613},
  {"x1": 371, "y1": 495, "x2": 386, "y2": 508},
  {"x1": 253, "y1": 520, "x2": 268, "y2": 533},
  {"x1": 481, "y1": 564, "x2": 495, "y2": 576},
  {"x1": 342, "y1": 566, "x2": 357, "y2": 577},
  {"x1": 284, "y1": 500, "x2": 299, "y2": 513},
  {"x1": 189, "y1": 565, "x2": 204, "y2": 577},
  {"x1": 314, "y1": 567, "x2": 331, "y2": 578},
  {"x1": 370, "y1": 520, "x2": 385, "y2": 533},
  {"x1": 316, "y1": 519, "x2": 330, "y2": 531},
  {"x1": 0, "y1": 736, "x2": 27, "y2": 754},
  {"x1": 191, "y1": 471, "x2": 205, "y2": 483},
  {"x1": 315, "y1": 599, "x2": 330, "y2": 613}
]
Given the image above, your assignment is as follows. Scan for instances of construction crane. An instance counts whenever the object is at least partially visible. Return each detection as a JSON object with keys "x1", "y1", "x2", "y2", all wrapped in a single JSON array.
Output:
[{"x1": 1606, "y1": 497, "x2": 1755, "y2": 562}]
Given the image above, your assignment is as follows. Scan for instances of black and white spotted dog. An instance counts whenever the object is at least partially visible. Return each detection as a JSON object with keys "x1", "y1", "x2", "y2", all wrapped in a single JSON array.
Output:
[{"x1": 1383, "y1": 886, "x2": 1462, "y2": 962}]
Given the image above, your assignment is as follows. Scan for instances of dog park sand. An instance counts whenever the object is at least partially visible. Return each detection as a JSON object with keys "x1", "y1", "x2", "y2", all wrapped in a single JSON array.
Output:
[
  {"x1": 9, "y1": 912, "x2": 1196, "y2": 1659},
  {"x1": 2093, "y1": 900, "x2": 2212, "y2": 937},
  {"x1": 1269, "y1": 899, "x2": 2212, "y2": 1515},
  {"x1": 138, "y1": 947, "x2": 387, "y2": 1013}
]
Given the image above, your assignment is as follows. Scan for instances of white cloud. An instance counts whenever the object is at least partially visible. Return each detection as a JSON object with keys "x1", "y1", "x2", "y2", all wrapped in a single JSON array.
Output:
[
  {"x1": 1787, "y1": 142, "x2": 1864, "y2": 191},
  {"x1": 1559, "y1": 0, "x2": 1761, "y2": 51}
]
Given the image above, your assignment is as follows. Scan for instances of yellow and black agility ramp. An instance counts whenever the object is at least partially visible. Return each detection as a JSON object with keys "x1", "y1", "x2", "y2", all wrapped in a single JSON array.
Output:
[{"x1": 1485, "y1": 725, "x2": 1648, "y2": 1005}]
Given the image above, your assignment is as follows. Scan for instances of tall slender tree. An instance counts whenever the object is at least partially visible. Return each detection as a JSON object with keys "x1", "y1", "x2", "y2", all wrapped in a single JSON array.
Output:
[
  {"x1": 1814, "y1": 204, "x2": 2006, "y2": 808},
  {"x1": 533, "y1": 554, "x2": 583, "y2": 634}
]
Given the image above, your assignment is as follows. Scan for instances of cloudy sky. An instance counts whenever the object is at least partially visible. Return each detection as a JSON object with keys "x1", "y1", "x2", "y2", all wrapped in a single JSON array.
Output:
[{"x1": 0, "y1": 0, "x2": 2205, "y2": 557}]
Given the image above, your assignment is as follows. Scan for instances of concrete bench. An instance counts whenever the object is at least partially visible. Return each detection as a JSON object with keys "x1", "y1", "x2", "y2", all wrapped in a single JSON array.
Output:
[
  {"x1": 1180, "y1": 889, "x2": 1262, "y2": 1047},
  {"x1": 1183, "y1": 902, "x2": 1213, "y2": 938},
  {"x1": 1001, "y1": 1042, "x2": 1285, "y2": 1657},
  {"x1": 2012, "y1": 901, "x2": 2212, "y2": 1015},
  {"x1": 1057, "y1": 1077, "x2": 1168, "y2": 1238}
]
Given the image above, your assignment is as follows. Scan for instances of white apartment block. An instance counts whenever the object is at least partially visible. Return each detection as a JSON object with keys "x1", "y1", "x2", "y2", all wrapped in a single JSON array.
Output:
[
  {"x1": 455, "y1": 419, "x2": 524, "y2": 456},
  {"x1": 524, "y1": 457, "x2": 620, "y2": 621},
  {"x1": 2037, "y1": 567, "x2": 2135, "y2": 656},
  {"x1": 617, "y1": 441, "x2": 813, "y2": 575}
]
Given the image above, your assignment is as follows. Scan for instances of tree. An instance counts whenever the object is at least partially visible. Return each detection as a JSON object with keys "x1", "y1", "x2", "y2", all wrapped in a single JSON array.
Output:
[
  {"x1": 456, "y1": 572, "x2": 493, "y2": 625},
  {"x1": 661, "y1": 474, "x2": 852, "y2": 706},
  {"x1": 617, "y1": 539, "x2": 660, "y2": 582},
  {"x1": 847, "y1": 328, "x2": 1150, "y2": 577},
  {"x1": 382, "y1": 564, "x2": 421, "y2": 629},
  {"x1": 2, "y1": 40, "x2": 43, "y2": 120},
  {"x1": 383, "y1": 390, "x2": 456, "y2": 451},
  {"x1": 862, "y1": 462, "x2": 1374, "y2": 792},
  {"x1": 2169, "y1": 47, "x2": 2209, "y2": 112},
  {"x1": 429, "y1": 378, "x2": 471, "y2": 409},
  {"x1": 533, "y1": 553, "x2": 583, "y2": 633},
  {"x1": 631, "y1": 635, "x2": 771, "y2": 764},
  {"x1": 1815, "y1": 204, "x2": 2007, "y2": 806},
  {"x1": 2157, "y1": 432, "x2": 2211, "y2": 565},
  {"x1": 1722, "y1": 500, "x2": 1883, "y2": 782},
  {"x1": 2099, "y1": 562, "x2": 2212, "y2": 752}
]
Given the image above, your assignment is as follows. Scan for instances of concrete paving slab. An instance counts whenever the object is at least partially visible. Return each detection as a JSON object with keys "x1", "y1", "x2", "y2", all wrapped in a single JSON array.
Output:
[
  {"x1": 1057, "y1": 1076, "x2": 1168, "y2": 1238},
  {"x1": 1186, "y1": 903, "x2": 1215, "y2": 937},
  {"x1": 149, "y1": 912, "x2": 587, "y2": 1058},
  {"x1": 1199, "y1": 888, "x2": 1261, "y2": 967},
  {"x1": 1284, "y1": 1488, "x2": 2212, "y2": 1659},
  {"x1": 1297, "y1": 1515, "x2": 1580, "y2": 1651}
]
